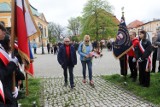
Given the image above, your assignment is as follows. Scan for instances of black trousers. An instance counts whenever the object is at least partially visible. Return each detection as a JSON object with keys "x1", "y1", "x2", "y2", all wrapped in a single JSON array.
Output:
[
  {"x1": 47, "y1": 47, "x2": 50, "y2": 54},
  {"x1": 119, "y1": 55, "x2": 127, "y2": 76},
  {"x1": 63, "y1": 66, "x2": 74, "y2": 87},
  {"x1": 152, "y1": 48, "x2": 160, "y2": 72},
  {"x1": 34, "y1": 48, "x2": 36, "y2": 54},
  {"x1": 139, "y1": 60, "x2": 150, "y2": 87},
  {"x1": 54, "y1": 49, "x2": 57, "y2": 54},
  {"x1": 128, "y1": 56, "x2": 137, "y2": 79}
]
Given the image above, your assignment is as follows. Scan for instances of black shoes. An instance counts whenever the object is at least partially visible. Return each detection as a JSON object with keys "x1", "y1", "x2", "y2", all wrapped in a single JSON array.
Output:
[
  {"x1": 64, "y1": 83, "x2": 68, "y2": 87},
  {"x1": 132, "y1": 78, "x2": 136, "y2": 82},
  {"x1": 71, "y1": 84, "x2": 75, "y2": 88}
]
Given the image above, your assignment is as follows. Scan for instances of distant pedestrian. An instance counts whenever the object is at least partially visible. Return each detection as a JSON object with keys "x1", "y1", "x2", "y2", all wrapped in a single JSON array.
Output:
[
  {"x1": 47, "y1": 43, "x2": 50, "y2": 54},
  {"x1": 54, "y1": 44, "x2": 58, "y2": 55},
  {"x1": 57, "y1": 38, "x2": 77, "y2": 89},
  {"x1": 32, "y1": 39, "x2": 37, "y2": 54},
  {"x1": 51, "y1": 44, "x2": 53, "y2": 54},
  {"x1": 78, "y1": 35, "x2": 94, "y2": 87}
]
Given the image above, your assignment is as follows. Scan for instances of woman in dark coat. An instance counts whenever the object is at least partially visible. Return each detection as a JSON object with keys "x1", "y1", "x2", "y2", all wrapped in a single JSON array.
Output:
[{"x1": 135, "y1": 30, "x2": 152, "y2": 87}]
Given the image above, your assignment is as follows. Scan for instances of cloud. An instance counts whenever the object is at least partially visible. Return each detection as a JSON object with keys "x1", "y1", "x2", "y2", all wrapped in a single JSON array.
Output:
[{"x1": 29, "y1": 0, "x2": 160, "y2": 26}]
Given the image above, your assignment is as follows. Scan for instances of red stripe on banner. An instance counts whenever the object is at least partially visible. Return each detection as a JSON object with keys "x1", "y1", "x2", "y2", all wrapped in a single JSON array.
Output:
[
  {"x1": 29, "y1": 63, "x2": 34, "y2": 76},
  {"x1": 16, "y1": 5, "x2": 30, "y2": 59},
  {"x1": 0, "y1": 89, "x2": 5, "y2": 103},
  {"x1": 0, "y1": 52, "x2": 9, "y2": 66}
]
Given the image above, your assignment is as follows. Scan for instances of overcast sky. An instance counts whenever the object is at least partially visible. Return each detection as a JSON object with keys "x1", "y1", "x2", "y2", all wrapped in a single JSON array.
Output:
[{"x1": 29, "y1": 0, "x2": 160, "y2": 27}]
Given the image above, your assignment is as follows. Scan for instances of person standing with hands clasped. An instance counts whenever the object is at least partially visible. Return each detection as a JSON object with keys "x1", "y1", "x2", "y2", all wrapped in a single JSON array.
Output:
[
  {"x1": 135, "y1": 30, "x2": 152, "y2": 87},
  {"x1": 78, "y1": 35, "x2": 94, "y2": 87},
  {"x1": 57, "y1": 38, "x2": 77, "y2": 89}
]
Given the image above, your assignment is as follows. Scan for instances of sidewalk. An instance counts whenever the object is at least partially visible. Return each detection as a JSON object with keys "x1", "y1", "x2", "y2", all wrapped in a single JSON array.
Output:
[{"x1": 40, "y1": 76, "x2": 154, "y2": 107}]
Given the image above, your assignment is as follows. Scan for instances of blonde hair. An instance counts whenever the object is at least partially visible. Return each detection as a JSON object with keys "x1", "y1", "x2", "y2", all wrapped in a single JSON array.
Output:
[{"x1": 84, "y1": 35, "x2": 90, "y2": 41}]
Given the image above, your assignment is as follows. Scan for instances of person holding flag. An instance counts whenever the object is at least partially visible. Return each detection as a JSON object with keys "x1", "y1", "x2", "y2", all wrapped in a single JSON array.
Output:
[
  {"x1": 0, "y1": 23, "x2": 19, "y2": 106},
  {"x1": 113, "y1": 8, "x2": 132, "y2": 79},
  {"x1": 127, "y1": 31, "x2": 139, "y2": 82}
]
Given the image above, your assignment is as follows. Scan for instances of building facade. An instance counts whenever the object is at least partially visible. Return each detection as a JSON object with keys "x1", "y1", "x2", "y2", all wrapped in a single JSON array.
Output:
[
  {"x1": 0, "y1": 0, "x2": 49, "y2": 47},
  {"x1": 128, "y1": 19, "x2": 160, "y2": 42},
  {"x1": 136, "y1": 19, "x2": 160, "y2": 35}
]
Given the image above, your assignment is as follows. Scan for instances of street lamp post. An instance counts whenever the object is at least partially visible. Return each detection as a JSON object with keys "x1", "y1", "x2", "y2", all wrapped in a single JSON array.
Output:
[{"x1": 39, "y1": 25, "x2": 45, "y2": 54}]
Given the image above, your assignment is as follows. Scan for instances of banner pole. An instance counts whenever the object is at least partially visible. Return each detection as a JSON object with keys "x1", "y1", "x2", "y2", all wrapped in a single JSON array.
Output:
[
  {"x1": 11, "y1": 0, "x2": 16, "y2": 92},
  {"x1": 25, "y1": 73, "x2": 29, "y2": 96}
]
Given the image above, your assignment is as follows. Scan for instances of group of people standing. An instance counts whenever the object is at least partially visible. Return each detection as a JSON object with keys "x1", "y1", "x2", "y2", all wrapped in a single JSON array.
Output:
[
  {"x1": 120, "y1": 30, "x2": 160, "y2": 87},
  {"x1": 0, "y1": 23, "x2": 25, "y2": 106},
  {"x1": 47, "y1": 43, "x2": 58, "y2": 54},
  {"x1": 57, "y1": 35, "x2": 95, "y2": 89}
]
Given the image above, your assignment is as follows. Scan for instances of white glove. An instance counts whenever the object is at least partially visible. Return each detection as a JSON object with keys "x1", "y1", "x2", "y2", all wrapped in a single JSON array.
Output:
[
  {"x1": 12, "y1": 87, "x2": 18, "y2": 98},
  {"x1": 132, "y1": 57, "x2": 136, "y2": 62},
  {"x1": 138, "y1": 57, "x2": 143, "y2": 62},
  {"x1": 10, "y1": 57, "x2": 18, "y2": 65}
]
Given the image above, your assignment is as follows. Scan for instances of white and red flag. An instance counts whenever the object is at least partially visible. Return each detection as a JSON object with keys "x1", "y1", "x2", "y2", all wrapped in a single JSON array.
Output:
[{"x1": 11, "y1": 0, "x2": 40, "y2": 76}]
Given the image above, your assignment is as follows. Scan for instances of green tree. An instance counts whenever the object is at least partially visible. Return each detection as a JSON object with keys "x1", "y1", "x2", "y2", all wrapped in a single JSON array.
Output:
[
  {"x1": 71, "y1": 36, "x2": 80, "y2": 42},
  {"x1": 67, "y1": 17, "x2": 82, "y2": 36},
  {"x1": 48, "y1": 22, "x2": 64, "y2": 41},
  {"x1": 81, "y1": 0, "x2": 118, "y2": 40}
]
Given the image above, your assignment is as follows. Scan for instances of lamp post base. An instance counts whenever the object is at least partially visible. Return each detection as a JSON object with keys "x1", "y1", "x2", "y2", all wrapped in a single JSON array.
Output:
[{"x1": 42, "y1": 46, "x2": 45, "y2": 54}]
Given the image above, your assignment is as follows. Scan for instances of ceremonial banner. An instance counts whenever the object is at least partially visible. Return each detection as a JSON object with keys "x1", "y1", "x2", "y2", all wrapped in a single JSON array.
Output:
[{"x1": 113, "y1": 16, "x2": 132, "y2": 59}]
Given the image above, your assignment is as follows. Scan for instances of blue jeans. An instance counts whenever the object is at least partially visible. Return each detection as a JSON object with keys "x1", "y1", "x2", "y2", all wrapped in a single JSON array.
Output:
[
  {"x1": 81, "y1": 60, "x2": 92, "y2": 81},
  {"x1": 63, "y1": 66, "x2": 74, "y2": 87}
]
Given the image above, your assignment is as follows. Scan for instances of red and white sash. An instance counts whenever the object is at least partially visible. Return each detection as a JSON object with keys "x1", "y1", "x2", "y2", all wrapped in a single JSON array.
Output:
[
  {"x1": 0, "y1": 80, "x2": 5, "y2": 103},
  {"x1": 139, "y1": 41, "x2": 152, "y2": 71},
  {"x1": 0, "y1": 46, "x2": 10, "y2": 66}
]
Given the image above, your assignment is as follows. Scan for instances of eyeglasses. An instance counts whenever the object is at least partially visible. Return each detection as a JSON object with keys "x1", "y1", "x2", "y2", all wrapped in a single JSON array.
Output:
[
  {"x1": 65, "y1": 41, "x2": 70, "y2": 42},
  {"x1": 85, "y1": 40, "x2": 89, "y2": 42}
]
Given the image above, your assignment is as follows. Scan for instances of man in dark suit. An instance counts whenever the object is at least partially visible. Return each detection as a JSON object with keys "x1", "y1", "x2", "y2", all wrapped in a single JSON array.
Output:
[{"x1": 57, "y1": 38, "x2": 77, "y2": 89}]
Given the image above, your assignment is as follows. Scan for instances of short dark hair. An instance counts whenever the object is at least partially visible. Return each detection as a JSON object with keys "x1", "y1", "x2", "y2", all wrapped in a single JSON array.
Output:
[
  {"x1": 140, "y1": 30, "x2": 147, "y2": 39},
  {"x1": 0, "y1": 23, "x2": 6, "y2": 32}
]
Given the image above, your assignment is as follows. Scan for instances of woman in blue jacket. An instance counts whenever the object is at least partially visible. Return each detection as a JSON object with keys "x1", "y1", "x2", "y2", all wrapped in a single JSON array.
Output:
[{"x1": 78, "y1": 35, "x2": 94, "y2": 86}]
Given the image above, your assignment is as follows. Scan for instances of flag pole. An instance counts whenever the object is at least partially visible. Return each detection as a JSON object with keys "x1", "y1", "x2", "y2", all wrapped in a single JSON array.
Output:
[
  {"x1": 25, "y1": 73, "x2": 29, "y2": 96},
  {"x1": 11, "y1": 0, "x2": 16, "y2": 92}
]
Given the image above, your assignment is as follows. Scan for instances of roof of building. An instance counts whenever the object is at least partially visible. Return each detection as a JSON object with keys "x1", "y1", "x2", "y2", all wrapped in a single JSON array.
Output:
[
  {"x1": 30, "y1": 5, "x2": 40, "y2": 16},
  {"x1": 0, "y1": 2, "x2": 39, "y2": 15},
  {"x1": 141, "y1": 19, "x2": 160, "y2": 26},
  {"x1": 127, "y1": 20, "x2": 144, "y2": 29},
  {"x1": 0, "y1": 2, "x2": 11, "y2": 12}
]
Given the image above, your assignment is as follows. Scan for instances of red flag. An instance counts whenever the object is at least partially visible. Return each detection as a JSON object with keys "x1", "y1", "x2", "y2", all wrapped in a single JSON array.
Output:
[
  {"x1": 15, "y1": 0, "x2": 30, "y2": 74},
  {"x1": 13, "y1": 0, "x2": 40, "y2": 76}
]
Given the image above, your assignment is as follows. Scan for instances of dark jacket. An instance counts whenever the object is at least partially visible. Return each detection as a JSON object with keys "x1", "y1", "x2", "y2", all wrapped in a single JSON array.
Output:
[
  {"x1": 155, "y1": 32, "x2": 160, "y2": 60},
  {"x1": 134, "y1": 39, "x2": 152, "y2": 60},
  {"x1": 57, "y1": 44, "x2": 77, "y2": 68},
  {"x1": 0, "y1": 60, "x2": 18, "y2": 106}
]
